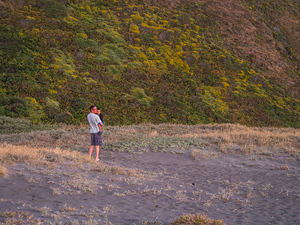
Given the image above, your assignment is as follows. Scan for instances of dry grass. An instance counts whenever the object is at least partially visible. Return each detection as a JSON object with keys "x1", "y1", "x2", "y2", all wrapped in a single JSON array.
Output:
[
  {"x1": 62, "y1": 173, "x2": 99, "y2": 193},
  {"x1": 0, "y1": 164, "x2": 7, "y2": 177},
  {"x1": 0, "y1": 144, "x2": 147, "y2": 179},
  {"x1": 93, "y1": 163, "x2": 144, "y2": 178},
  {"x1": 0, "y1": 123, "x2": 299, "y2": 157},
  {"x1": 0, "y1": 143, "x2": 91, "y2": 166},
  {"x1": 1, "y1": 211, "x2": 41, "y2": 225},
  {"x1": 177, "y1": 124, "x2": 299, "y2": 154},
  {"x1": 170, "y1": 214, "x2": 225, "y2": 225},
  {"x1": 60, "y1": 204, "x2": 78, "y2": 213},
  {"x1": 190, "y1": 149, "x2": 218, "y2": 160}
]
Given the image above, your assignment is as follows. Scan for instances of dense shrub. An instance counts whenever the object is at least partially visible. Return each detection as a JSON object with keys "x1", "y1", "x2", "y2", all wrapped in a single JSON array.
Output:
[
  {"x1": 0, "y1": 94, "x2": 44, "y2": 123},
  {"x1": 38, "y1": 0, "x2": 67, "y2": 17},
  {"x1": 0, "y1": 116, "x2": 57, "y2": 134},
  {"x1": 0, "y1": 0, "x2": 298, "y2": 127}
]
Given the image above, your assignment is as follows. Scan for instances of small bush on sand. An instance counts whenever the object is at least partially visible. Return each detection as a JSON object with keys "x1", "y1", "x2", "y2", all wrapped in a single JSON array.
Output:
[{"x1": 170, "y1": 214, "x2": 225, "y2": 225}]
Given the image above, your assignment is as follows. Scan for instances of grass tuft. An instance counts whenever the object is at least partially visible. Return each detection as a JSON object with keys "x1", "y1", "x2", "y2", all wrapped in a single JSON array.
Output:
[
  {"x1": 0, "y1": 143, "x2": 91, "y2": 165},
  {"x1": 170, "y1": 214, "x2": 225, "y2": 225},
  {"x1": 93, "y1": 163, "x2": 144, "y2": 178},
  {"x1": 0, "y1": 164, "x2": 7, "y2": 177},
  {"x1": 1, "y1": 211, "x2": 41, "y2": 225}
]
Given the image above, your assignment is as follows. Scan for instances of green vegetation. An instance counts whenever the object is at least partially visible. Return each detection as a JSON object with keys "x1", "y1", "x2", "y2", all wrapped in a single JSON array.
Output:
[
  {"x1": 0, "y1": 116, "x2": 57, "y2": 134},
  {"x1": 0, "y1": 0, "x2": 299, "y2": 127}
]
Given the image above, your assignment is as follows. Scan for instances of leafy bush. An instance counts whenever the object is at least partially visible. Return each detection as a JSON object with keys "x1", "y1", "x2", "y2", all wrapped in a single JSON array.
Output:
[
  {"x1": 0, "y1": 94, "x2": 28, "y2": 118},
  {"x1": 0, "y1": 94, "x2": 45, "y2": 123},
  {"x1": 130, "y1": 88, "x2": 153, "y2": 107},
  {"x1": 38, "y1": 0, "x2": 67, "y2": 18},
  {"x1": 0, "y1": 116, "x2": 57, "y2": 134},
  {"x1": 24, "y1": 97, "x2": 45, "y2": 124},
  {"x1": 44, "y1": 97, "x2": 61, "y2": 122}
]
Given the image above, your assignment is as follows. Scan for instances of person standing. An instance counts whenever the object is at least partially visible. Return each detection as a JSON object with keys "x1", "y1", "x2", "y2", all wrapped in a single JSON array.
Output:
[
  {"x1": 87, "y1": 105, "x2": 103, "y2": 161},
  {"x1": 96, "y1": 108, "x2": 104, "y2": 126}
]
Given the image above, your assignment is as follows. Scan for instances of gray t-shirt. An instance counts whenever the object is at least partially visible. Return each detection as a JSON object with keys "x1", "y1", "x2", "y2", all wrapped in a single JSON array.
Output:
[{"x1": 87, "y1": 113, "x2": 102, "y2": 133}]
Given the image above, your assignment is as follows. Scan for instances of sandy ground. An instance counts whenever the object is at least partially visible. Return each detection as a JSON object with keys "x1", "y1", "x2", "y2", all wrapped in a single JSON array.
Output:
[{"x1": 0, "y1": 148, "x2": 299, "y2": 225}]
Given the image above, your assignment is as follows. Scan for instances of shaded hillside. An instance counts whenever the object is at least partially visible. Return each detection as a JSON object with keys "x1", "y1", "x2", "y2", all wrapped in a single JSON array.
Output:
[{"x1": 0, "y1": 0, "x2": 299, "y2": 126}]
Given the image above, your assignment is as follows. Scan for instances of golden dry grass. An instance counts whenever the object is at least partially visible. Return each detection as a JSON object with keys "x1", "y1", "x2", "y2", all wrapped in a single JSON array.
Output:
[
  {"x1": 0, "y1": 164, "x2": 7, "y2": 177},
  {"x1": 107, "y1": 123, "x2": 299, "y2": 157},
  {"x1": 93, "y1": 164, "x2": 144, "y2": 178},
  {"x1": 1, "y1": 211, "x2": 41, "y2": 225},
  {"x1": 173, "y1": 124, "x2": 300, "y2": 156},
  {"x1": 0, "y1": 123, "x2": 299, "y2": 157},
  {"x1": 170, "y1": 213, "x2": 225, "y2": 225},
  {"x1": 190, "y1": 149, "x2": 218, "y2": 160},
  {"x1": 0, "y1": 144, "x2": 146, "y2": 178},
  {"x1": 0, "y1": 143, "x2": 91, "y2": 166},
  {"x1": 178, "y1": 123, "x2": 298, "y2": 142}
]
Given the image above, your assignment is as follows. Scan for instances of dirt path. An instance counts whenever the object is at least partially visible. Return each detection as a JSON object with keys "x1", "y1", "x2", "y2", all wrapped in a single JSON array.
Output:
[{"x1": 0, "y1": 150, "x2": 299, "y2": 225}]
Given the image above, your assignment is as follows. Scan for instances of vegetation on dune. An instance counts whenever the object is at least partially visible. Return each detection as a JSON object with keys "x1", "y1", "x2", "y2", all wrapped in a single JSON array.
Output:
[
  {"x1": 0, "y1": 116, "x2": 57, "y2": 134},
  {"x1": 1, "y1": 123, "x2": 299, "y2": 159},
  {"x1": 170, "y1": 214, "x2": 225, "y2": 225},
  {"x1": 0, "y1": 0, "x2": 299, "y2": 127},
  {"x1": 0, "y1": 143, "x2": 144, "y2": 179},
  {"x1": 0, "y1": 212, "x2": 225, "y2": 225}
]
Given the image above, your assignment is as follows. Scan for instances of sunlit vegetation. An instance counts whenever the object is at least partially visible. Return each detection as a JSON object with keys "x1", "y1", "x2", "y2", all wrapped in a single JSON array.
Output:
[
  {"x1": 0, "y1": 0, "x2": 299, "y2": 127},
  {"x1": 170, "y1": 214, "x2": 225, "y2": 225}
]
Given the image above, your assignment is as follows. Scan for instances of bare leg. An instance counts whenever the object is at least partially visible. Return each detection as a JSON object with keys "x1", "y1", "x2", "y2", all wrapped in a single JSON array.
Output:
[
  {"x1": 89, "y1": 146, "x2": 94, "y2": 158},
  {"x1": 95, "y1": 145, "x2": 100, "y2": 161}
]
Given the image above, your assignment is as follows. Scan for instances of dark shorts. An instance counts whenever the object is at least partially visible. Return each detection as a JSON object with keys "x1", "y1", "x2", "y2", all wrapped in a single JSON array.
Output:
[{"x1": 90, "y1": 132, "x2": 102, "y2": 146}]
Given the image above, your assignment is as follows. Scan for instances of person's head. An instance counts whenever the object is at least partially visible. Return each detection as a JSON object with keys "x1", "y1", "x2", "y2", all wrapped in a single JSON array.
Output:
[
  {"x1": 96, "y1": 109, "x2": 101, "y2": 115},
  {"x1": 89, "y1": 105, "x2": 97, "y2": 113}
]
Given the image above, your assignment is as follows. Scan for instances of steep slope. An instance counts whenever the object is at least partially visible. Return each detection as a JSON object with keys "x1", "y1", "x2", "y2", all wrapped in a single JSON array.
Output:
[{"x1": 0, "y1": 0, "x2": 299, "y2": 126}]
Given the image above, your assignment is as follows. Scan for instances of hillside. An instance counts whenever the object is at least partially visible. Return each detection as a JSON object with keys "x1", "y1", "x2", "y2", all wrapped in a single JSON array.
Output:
[{"x1": 0, "y1": 0, "x2": 299, "y2": 126}]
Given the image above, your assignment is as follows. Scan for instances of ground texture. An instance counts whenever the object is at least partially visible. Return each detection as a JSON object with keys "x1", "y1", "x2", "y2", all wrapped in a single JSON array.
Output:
[{"x1": 0, "y1": 124, "x2": 299, "y2": 224}]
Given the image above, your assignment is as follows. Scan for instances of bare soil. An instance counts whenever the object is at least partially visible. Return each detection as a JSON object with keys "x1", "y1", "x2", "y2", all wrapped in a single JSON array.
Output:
[{"x1": 1, "y1": 148, "x2": 299, "y2": 225}]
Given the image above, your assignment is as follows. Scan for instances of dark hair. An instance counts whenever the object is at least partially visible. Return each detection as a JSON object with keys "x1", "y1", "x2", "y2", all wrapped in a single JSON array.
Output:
[
  {"x1": 99, "y1": 113, "x2": 104, "y2": 122},
  {"x1": 89, "y1": 105, "x2": 96, "y2": 111}
]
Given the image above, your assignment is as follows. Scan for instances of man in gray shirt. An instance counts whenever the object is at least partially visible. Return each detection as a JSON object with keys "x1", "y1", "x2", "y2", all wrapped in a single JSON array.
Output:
[{"x1": 87, "y1": 105, "x2": 104, "y2": 161}]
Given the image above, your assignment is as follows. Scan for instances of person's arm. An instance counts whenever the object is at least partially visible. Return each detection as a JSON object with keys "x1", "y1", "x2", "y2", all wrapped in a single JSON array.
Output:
[
  {"x1": 97, "y1": 114, "x2": 104, "y2": 127},
  {"x1": 95, "y1": 115, "x2": 103, "y2": 131},
  {"x1": 100, "y1": 114, "x2": 104, "y2": 124}
]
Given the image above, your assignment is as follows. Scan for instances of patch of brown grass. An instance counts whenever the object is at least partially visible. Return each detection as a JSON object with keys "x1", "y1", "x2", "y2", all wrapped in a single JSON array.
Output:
[
  {"x1": 190, "y1": 149, "x2": 217, "y2": 160},
  {"x1": 93, "y1": 163, "x2": 144, "y2": 178},
  {"x1": 0, "y1": 143, "x2": 91, "y2": 165},
  {"x1": 170, "y1": 214, "x2": 225, "y2": 225},
  {"x1": 1, "y1": 211, "x2": 41, "y2": 225},
  {"x1": 62, "y1": 173, "x2": 99, "y2": 193},
  {"x1": 60, "y1": 204, "x2": 77, "y2": 213},
  {"x1": 0, "y1": 164, "x2": 7, "y2": 177},
  {"x1": 0, "y1": 144, "x2": 145, "y2": 179},
  {"x1": 176, "y1": 124, "x2": 300, "y2": 156}
]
